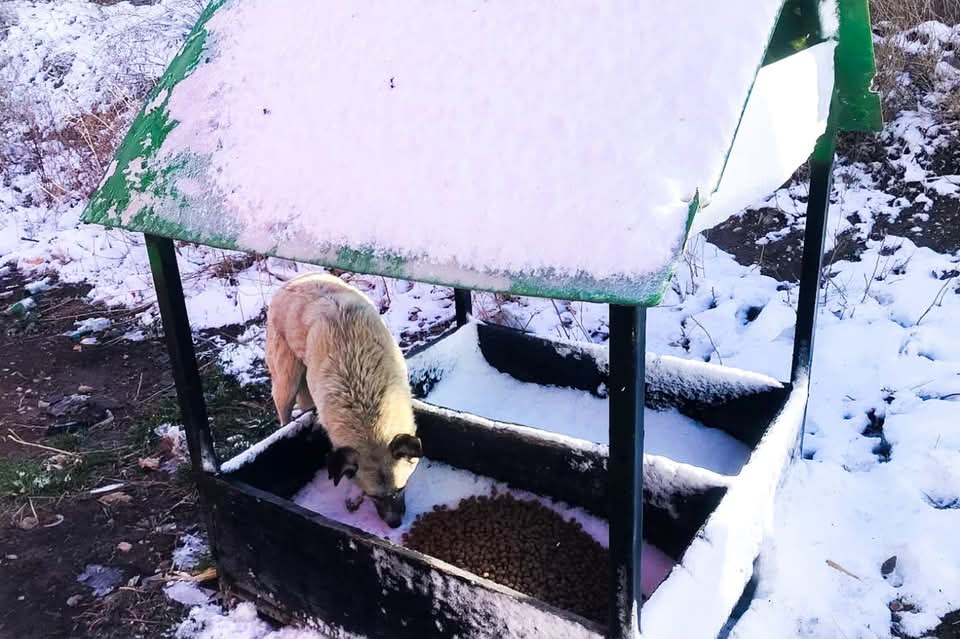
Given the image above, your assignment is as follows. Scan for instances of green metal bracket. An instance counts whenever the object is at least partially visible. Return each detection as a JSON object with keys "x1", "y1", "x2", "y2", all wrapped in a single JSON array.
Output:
[{"x1": 831, "y1": 0, "x2": 883, "y2": 132}]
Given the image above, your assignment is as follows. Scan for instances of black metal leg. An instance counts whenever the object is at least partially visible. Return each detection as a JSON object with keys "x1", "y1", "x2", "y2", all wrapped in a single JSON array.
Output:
[
  {"x1": 791, "y1": 135, "x2": 835, "y2": 388},
  {"x1": 145, "y1": 234, "x2": 219, "y2": 475},
  {"x1": 607, "y1": 304, "x2": 646, "y2": 639},
  {"x1": 454, "y1": 288, "x2": 472, "y2": 326}
]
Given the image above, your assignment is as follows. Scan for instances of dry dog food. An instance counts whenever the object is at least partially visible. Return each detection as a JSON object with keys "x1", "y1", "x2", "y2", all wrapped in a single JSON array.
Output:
[{"x1": 403, "y1": 493, "x2": 609, "y2": 624}]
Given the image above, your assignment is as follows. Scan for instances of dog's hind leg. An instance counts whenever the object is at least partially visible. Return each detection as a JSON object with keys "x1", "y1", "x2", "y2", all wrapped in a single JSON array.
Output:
[
  {"x1": 296, "y1": 381, "x2": 316, "y2": 414},
  {"x1": 266, "y1": 332, "x2": 304, "y2": 426}
]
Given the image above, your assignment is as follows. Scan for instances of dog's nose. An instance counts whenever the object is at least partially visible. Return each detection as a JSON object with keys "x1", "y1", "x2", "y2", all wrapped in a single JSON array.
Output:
[{"x1": 373, "y1": 490, "x2": 406, "y2": 528}]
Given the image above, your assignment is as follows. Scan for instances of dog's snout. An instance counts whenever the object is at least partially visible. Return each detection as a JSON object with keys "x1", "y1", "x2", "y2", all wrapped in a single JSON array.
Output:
[
  {"x1": 384, "y1": 513, "x2": 403, "y2": 528},
  {"x1": 372, "y1": 490, "x2": 406, "y2": 528}
]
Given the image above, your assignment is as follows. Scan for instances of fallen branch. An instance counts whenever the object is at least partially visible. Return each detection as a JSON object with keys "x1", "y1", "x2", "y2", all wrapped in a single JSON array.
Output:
[
  {"x1": 6, "y1": 430, "x2": 82, "y2": 459},
  {"x1": 825, "y1": 559, "x2": 861, "y2": 580}
]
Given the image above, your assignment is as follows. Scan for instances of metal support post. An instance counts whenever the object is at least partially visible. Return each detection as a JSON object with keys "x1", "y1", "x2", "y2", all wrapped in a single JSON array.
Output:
[
  {"x1": 607, "y1": 304, "x2": 646, "y2": 638},
  {"x1": 145, "y1": 234, "x2": 219, "y2": 475},
  {"x1": 454, "y1": 288, "x2": 472, "y2": 326},
  {"x1": 790, "y1": 134, "x2": 836, "y2": 452}
]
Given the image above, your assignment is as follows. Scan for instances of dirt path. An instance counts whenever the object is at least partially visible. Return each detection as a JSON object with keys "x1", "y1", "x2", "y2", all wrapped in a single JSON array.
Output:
[{"x1": 0, "y1": 272, "x2": 203, "y2": 639}]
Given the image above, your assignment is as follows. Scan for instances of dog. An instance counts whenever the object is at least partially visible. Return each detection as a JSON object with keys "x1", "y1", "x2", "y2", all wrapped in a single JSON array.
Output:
[{"x1": 265, "y1": 273, "x2": 422, "y2": 528}]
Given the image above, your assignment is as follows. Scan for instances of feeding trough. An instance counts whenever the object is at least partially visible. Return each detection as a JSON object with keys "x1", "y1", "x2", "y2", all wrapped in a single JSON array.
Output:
[{"x1": 81, "y1": 0, "x2": 881, "y2": 636}]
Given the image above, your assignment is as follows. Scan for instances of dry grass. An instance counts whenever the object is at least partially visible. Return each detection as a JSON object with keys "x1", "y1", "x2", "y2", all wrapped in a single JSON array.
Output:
[
  {"x1": 871, "y1": 39, "x2": 942, "y2": 119},
  {"x1": 871, "y1": 0, "x2": 960, "y2": 30},
  {"x1": 869, "y1": 0, "x2": 960, "y2": 121}
]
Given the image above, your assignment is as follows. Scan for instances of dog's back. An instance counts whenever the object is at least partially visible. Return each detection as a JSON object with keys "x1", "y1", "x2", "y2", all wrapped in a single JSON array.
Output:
[
  {"x1": 267, "y1": 273, "x2": 377, "y2": 362},
  {"x1": 265, "y1": 273, "x2": 410, "y2": 440}
]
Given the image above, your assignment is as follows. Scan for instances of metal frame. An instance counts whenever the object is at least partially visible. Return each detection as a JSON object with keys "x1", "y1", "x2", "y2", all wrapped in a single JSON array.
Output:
[
  {"x1": 789, "y1": 135, "x2": 835, "y2": 455},
  {"x1": 142, "y1": 137, "x2": 832, "y2": 639},
  {"x1": 454, "y1": 288, "x2": 472, "y2": 327},
  {"x1": 607, "y1": 305, "x2": 646, "y2": 638},
  {"x1": 145, "y1": 234, "x2": 219, "y2": 475},
  {"x1": 791, "y1": 135, "x2": 835, "y2": 389}
]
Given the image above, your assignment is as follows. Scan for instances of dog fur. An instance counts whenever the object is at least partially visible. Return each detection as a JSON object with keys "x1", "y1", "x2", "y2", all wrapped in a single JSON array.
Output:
[{"x1": 265, "y1": 273, "x2": 421, "y2": 527}]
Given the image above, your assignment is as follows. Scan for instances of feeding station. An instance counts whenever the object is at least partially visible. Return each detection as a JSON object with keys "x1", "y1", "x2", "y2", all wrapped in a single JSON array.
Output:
[{"x1": 82, "y1": 0, "x2": 880, "y2": 637}]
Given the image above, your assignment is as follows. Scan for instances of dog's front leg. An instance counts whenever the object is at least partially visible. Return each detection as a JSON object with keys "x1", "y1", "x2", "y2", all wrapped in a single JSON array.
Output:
[{"x1": 344, "y1": 481, "x2": 365, "y2": 512}]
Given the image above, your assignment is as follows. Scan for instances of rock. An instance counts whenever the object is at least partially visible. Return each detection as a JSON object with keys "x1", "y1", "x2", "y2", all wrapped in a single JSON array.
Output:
[
  {"x1": 138, "y1": 457, "x2": 161, "y2": 472},
  {"x1": 77, "y1": 385, "x2": 95, "y2": 393},
  {"x1": 47, "y1": 394, "x2": 92, "y2": 417},
  {"x1": 66, "y1": 594, "x2": 83, "y2": 607},
  {"x1": 45, "y1": 393, "x2": 109, "y2": 436},
  {"x1": 881, "y1": 555, "x2": 897, "y2": 576},
  {"x1": 5, "y1": 554, "x2": 18, "y2": 560},
  {"x1": 98, "y1": 492, "x2": 133, "y2": 507},
  {"x1": 117, "y1": 542, "x2": 133, "y2": 553},
  {"x1": 19, "y1": 516, "x2": 38, "y2": 530}
]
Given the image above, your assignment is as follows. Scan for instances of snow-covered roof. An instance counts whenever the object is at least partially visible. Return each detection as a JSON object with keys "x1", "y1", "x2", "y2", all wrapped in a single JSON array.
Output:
[{"x1": 83, "y1": 0, "x2": 879, "y2": 305}]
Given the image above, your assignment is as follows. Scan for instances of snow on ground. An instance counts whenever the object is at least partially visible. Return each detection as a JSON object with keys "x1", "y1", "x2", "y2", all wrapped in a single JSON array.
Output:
[{"x1": 2, "y1": 2, "x2": 960, "y2": 638}]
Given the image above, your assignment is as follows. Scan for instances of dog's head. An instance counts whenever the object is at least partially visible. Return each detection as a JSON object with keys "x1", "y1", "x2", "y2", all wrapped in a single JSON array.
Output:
[{"x1": 328, "y1": 433, "x2": 422, "y2": 527}]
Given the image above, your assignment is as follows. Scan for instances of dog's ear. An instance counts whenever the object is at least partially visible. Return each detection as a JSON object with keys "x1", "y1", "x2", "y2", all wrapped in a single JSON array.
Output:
[
  {"x1": 389, "y1": 434, "x2": 423, "y2": 460},
  {"x1": 327, "y1": 447, "x2": 359, "y2": 486}
]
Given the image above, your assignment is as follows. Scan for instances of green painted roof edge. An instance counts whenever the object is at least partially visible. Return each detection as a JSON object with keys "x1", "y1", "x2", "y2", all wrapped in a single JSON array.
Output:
[
  {"x1": 710, "y1": 0, "x2": 793, "y2": 202},
  {"x1": 82, "y1": 0, "x2": 229, "y2": 240},
  {"x1": 75, "y1": 1, "x2": 720, "y2": 306},
  {"x1": 831, "y1": 0, "x2": 883, "y2": 132}
]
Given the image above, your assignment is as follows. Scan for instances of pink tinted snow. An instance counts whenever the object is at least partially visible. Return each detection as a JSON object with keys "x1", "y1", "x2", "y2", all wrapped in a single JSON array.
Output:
[{"x1": 293, "y1": 458, "x2": 675, "y2": 599}]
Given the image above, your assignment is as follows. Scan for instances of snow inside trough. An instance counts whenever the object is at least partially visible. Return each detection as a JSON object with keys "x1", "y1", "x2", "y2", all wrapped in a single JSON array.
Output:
[
  {"x1": 407, "y1": 323, "x2": 753, "y2": 477},
  {"x1": 292, "y1": 458, "x2": 677, "y2": 600}
]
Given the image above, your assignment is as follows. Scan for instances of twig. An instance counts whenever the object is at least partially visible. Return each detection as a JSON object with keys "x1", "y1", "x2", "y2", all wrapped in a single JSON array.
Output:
[
  {"x1": 916, "y1": 276, "x2": 956, "y2": 325},
  {"x1": 137, "y1": 359, "x2": 214, "y2": 404},
  {"x1": 687, "y1": 316, "x2": 724, "y2": 366},
  {"x1": 40, "y1": 301, "x2": 154, "y2": 323},
  {"x1": 134, "y1": 373, "x2": 144, "y2": 402},
  {"x1": 90, "y1": 410, "x2": 114, "y2": 430},
  {"x1": 6, "y1": 430, "x2": 82, "y2": 459},
  {"x1": 120, "y1": 618, "x2": 167, "y2": 626},
  {"x1": 550, "y1": 300, "x2": 572, "y2": 340},
  {"x1": 859, "y1": 241, "x2": 885, "y2": 304},
  {"x1": 825, "y1": 559, "x2": 861, "y2": 580},
  {"x1": 38, "y1": 297, "x2": 78, "y2": 316}
]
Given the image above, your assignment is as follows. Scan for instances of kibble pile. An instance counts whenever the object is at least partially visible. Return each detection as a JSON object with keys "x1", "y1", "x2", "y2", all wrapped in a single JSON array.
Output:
[{"x1": 403, "y1": 493, "x2": 609, "y2": 624}]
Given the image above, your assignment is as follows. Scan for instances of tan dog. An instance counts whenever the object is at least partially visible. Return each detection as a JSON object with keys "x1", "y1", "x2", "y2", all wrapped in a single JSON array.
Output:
[{"x1": 265, "y1": 273, "x2": 421, "y2": 527}]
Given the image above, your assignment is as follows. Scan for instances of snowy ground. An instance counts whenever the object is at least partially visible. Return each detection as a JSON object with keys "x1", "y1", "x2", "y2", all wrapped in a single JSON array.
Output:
[{"x1": 2, "y1": 2, "x2": 960, "y2": 638}]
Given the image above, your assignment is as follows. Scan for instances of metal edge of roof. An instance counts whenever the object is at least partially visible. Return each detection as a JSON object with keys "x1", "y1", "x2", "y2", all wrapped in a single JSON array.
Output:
[
  {"x1": 685, "y1": 0, "x2": 881, "y2": 249},
  {"x1": 709, "y1": 0, "x2": 795, "y2": 203}
]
